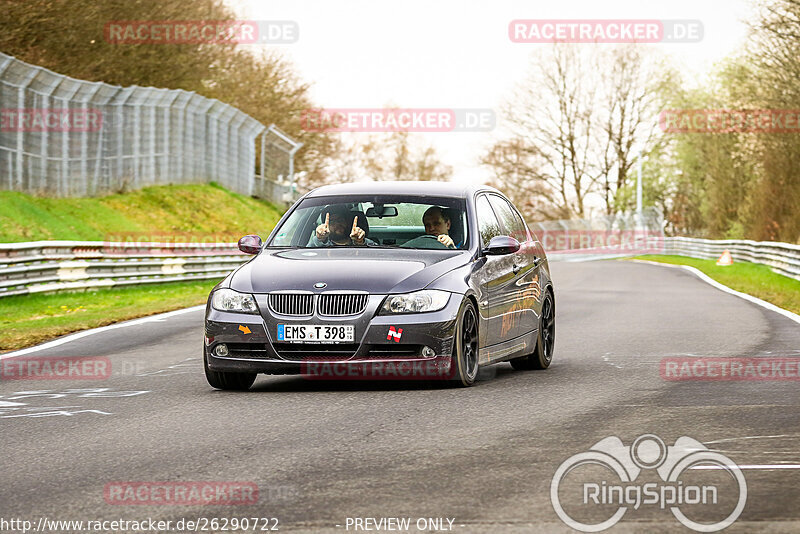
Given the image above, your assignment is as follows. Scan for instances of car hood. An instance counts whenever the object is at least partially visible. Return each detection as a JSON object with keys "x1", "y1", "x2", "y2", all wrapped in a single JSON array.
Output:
[{"x1": 229, "y1": 247, "x2": 471, "y2": 294}]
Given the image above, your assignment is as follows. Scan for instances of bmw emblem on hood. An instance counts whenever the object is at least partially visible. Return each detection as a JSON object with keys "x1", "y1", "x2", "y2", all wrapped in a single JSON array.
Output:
[{"x1": 314, "y1": 282, "x2": 327, "y2": 289}]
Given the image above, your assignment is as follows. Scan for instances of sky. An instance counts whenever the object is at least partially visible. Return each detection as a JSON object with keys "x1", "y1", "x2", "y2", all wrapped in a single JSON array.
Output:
[{"x1": 229, "y1": 0, "x2": 757, "y2": 185}]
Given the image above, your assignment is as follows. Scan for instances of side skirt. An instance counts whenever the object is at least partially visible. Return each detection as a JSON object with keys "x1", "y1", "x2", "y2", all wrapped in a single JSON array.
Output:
[{"x1": 480, "y1": 329, "x2": 538, "y2": 365}]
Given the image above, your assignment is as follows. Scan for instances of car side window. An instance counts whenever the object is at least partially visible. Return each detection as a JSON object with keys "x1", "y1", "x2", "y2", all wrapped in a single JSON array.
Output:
[
  {"x1": 488, "y1": 195, "x2": 526, "y2": 243},
  {"x1": 476, "y1": 195, "x2": 502, "y2": 248}
]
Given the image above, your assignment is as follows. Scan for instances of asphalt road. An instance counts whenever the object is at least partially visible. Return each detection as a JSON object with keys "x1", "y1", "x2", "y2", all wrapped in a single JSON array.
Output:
[{"x1": 1, "y1": 260, "x2": 799, "y2": 533}]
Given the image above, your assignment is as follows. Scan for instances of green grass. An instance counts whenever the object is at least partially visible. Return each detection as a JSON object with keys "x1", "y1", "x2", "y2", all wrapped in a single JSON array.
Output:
[
  {"x1": 630, "y1": 255, "x2": 800, "y2": 315},
  {"x1": 0, "y1": 182, "x2": 284, "y2": 242},
  {"x1": 0, "y1": 279, "x2": 219, "y2": 352},
  {"x1": 0, "y1": 182, "x2": 286, "y2": 350}
]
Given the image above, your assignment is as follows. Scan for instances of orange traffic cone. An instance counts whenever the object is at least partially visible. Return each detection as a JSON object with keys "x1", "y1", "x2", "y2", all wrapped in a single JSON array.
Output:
[{"x1": 716, "y1": 249, "x2": 734, "y2": 266}]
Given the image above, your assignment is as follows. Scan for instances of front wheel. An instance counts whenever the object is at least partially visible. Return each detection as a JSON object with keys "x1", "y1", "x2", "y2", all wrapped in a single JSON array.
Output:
[
  {"x1": 450, "y1": 299, "x2": 480, "y2": 386},
  {"x1": 204, "y1": 351, "x2": 257, "y2": 390},
  {"x1": 510, "y1": 290, "x2": 555, "y2": 371}
]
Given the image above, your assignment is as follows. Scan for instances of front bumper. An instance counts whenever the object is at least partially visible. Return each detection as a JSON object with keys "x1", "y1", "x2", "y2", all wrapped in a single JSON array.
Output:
[{"x1": 204, "y1": 292, "x2": 461, "y2": 376}]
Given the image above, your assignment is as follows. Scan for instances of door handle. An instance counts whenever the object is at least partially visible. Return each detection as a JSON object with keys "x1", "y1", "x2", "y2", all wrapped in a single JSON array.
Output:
[{"x1": 513, "y1": 263, "x2": 521, "y2": 274}]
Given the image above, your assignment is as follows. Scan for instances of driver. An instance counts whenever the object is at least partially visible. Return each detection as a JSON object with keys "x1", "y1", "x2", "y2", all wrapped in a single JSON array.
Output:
[
  {"x1": 308, "y1": 207, "x2": 376, "y2": 247},
  {"x1": 423, "y1": 206, "x2": 456, "y2": 248}
]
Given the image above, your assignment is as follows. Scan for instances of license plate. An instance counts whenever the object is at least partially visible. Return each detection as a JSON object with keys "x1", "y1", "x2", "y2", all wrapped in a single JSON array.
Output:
[{"x1": 277, "y1": 324, "x2": 355, "y2": 343}]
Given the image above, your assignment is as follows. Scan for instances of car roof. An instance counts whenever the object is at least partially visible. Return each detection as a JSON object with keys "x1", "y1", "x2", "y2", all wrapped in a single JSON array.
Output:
[{"x1": 305, "y1": 180, "x2": 502, "y2": 199}]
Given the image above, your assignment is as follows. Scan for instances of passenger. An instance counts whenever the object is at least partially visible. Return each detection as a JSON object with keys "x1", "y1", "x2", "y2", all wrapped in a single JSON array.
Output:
[
  {"x1": 308, "y1": 207, "x2": 376, "y2": 247},
  {"x1": 422, "y1": 206, "x2": 456, "y2": 249}
]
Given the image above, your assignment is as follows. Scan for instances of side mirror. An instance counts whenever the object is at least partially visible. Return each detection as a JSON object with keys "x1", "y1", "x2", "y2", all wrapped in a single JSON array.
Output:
[
  {"x1": 238, "y1": 235, "x2": 262, "y2": 254},
  {"x1": 482, "y1": 235, "x2": 520, "y2": 256}
]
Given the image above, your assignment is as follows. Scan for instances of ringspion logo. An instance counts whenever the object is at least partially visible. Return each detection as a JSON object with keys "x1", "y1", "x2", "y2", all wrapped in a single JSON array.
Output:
[{"x1": 551, "y1": 434, "x2": 746, "y2": 531}]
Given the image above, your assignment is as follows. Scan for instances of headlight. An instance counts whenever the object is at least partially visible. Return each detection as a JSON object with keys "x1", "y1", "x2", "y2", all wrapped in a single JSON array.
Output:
[
  {"x1": 381, "y1": 290, "x2": 450, "y2": 314},
  {"x1": 212, "y1": 288, "x2": 259, "y2": 314}
]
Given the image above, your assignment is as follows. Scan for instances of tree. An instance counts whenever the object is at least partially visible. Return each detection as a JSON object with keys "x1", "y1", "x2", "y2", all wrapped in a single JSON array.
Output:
[
  {"x1": 0, "y1": 0, "x2": 337, "y2": 192},
  {"x1": 355, "y1": 131, "x2": 452, "y2": 182},
  {"x1": 483, "y1": 44, "x2": 675, "y2": 220},
  {"x1": 598, "y1": 45, "x2": 678, "y2": 214}
]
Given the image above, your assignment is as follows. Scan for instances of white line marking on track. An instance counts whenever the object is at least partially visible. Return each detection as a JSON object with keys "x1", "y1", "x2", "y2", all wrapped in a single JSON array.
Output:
[
  {"x1": 630, "y1": 260, "x2": 800, "y2": 325},
  {"x1": 0, "y1": 305, "x2": 205, "y2": 360},
  {"x1": 691, "y1": 465, "x2": 800, "y2": 470},
  {"x1": 602, "y1": 353, "x2": 624, "y2": 369},
  {"x1": 704, "y1": 434, "x2": 798, "y2": 445}
]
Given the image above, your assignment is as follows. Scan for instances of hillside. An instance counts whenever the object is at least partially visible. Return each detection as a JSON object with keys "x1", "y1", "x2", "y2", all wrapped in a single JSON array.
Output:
[{"x1": 0, "y1": 183, "x2": 285, "y2": 243}]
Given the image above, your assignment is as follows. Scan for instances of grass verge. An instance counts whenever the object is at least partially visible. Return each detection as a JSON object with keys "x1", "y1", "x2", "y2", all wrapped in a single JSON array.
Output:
[
  {"x1": 0, "y1": 182, "x2": 285, "y2": 350},
  {"x1": 0, "y1": 182, "x2": 284, "y2": 242},
  {"x1": 0, "y1": 279, "x2": 219, "y2": 352},
  {"x1": 630, "y1": 255, "x2": 800, "y2": 315}
]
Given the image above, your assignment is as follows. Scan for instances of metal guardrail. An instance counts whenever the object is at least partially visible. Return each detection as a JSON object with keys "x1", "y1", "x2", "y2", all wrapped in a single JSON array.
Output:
[
  {"x1": 0, "y1": 236, "x2": 797, "y2": 298},
  {"x1": 0, "y1": 241, "x2": 250, "y2": 297},
  {"x1": 547, "y1": 235, "x2": 800, "y2": 282},
  {"x1": 662, "y1": 237, "x2": 800, "y2": 281}
]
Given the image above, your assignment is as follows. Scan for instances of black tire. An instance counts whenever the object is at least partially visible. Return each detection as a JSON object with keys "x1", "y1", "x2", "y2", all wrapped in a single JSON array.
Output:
[
  {"x1": 510, "y1": 290, "x2": 555, "y2": 371},
  {"x1": 204, "y1": 351, "x2": 257, "y2": 391},
  {"x1": 450, "y1": 299, "x2": 480, "y2": 387}
]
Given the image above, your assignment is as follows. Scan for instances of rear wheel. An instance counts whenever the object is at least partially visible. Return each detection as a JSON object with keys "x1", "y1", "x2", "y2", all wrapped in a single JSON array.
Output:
[
  {"x1": 510, "y1": 290, "x2": 555, "y2": 370},
  {"x1": 204, "y1": 351, "x2": 257, "y2": 390},
  {"x1": 450, "y1": 299, "x2": 480, "y2": 386}
]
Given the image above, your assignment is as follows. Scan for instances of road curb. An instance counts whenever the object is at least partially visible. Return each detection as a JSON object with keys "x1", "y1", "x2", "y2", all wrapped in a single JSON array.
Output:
[
  {"x1": 0, "y1": 305, "x2": 205, "y2": 360},
  {"x1": 630, "y1": 259, "x2": 800, "y2": 325}
]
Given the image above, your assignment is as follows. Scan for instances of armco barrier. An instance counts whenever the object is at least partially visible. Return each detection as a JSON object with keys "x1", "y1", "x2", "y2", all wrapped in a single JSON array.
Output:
[
  {"x1": 547, "y1": 236, "x2": 800, "y2": 282},
  {"x1": 0, "y1": 236, "x2": 798, "y2": 298},
  {"x1": 662, "y1": 237, "x2": 800, "y2": 281},
  {"x1": 0, "y1": 241, "x2": 249, "y2": 297}
]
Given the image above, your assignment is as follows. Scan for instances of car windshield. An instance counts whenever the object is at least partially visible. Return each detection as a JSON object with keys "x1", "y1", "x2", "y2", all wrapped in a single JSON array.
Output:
[{"x1": 267, "y1": 194, "x2": 469, "y2": 250}]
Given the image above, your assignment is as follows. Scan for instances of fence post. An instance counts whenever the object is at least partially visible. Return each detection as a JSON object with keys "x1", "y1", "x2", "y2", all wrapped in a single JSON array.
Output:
[
  {"x1": 39, "y1": 76, "x2": 62, "y2": 193},
  {"x1": 0, "y1": 56, "x2": 14, "y2": 190},
  {"x1": 115, "y1": 88, "x2": 133, "y2": 192},
  {"x1": 175, "y1": 93, "x2": 189, "y2": 183},
  {"x1": 132, "y1": 91, "x2": 142, "y2": 189},
  {"x1": 80, "y1": 84, "x2": 102, "y2": 196},
  {"x1": 59, "y1": 82, "x2": 82, "y2": 197},
  {"x1": 16, "y1": 68, "x2": 40, "y2": 191},
  {"x1": 163, "y1": 92, "x2": 178, "y2": 181},
  {"x1": 148, "y1": 89, "x2": 158, "y2": 185}
]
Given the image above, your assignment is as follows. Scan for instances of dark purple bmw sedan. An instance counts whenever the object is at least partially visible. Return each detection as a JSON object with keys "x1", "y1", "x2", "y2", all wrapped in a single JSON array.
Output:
[{"x1": 204, "y1": 181, "x2": 554, "y2": 389}]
